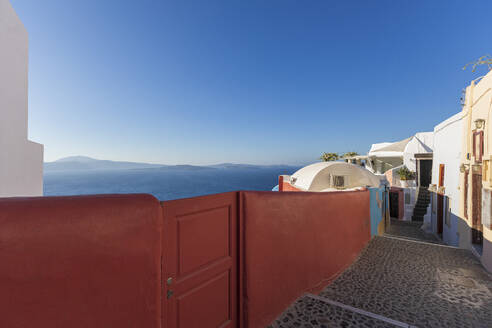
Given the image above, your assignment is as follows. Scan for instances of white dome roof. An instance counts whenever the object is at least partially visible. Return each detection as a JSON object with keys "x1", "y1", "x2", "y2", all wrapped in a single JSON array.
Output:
[{"x1": 291, "y1": 162, "x2": 381, "y2": 191}]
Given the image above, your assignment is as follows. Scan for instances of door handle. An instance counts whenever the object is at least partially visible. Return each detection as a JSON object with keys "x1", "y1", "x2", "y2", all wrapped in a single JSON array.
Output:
[{"x1": 166, "y1": 277, "x2": 174, "y2": 299}]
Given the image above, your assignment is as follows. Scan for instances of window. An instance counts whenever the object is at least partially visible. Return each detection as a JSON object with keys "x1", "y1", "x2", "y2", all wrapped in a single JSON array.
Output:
[
  {"x1": 405, "y1": 191, "x2": 411, "y2": 204},
  {"x1": 439, "y1": 164, "x2": 445, "y2": 188},
  {"x1": 473, "y1": 130, "x2": 484, "y2": 163}
]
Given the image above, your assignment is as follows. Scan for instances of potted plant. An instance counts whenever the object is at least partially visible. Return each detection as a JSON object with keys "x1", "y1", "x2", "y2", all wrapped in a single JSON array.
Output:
[{"x1": 397, "y1": 166, "x2": 415, "y2": 187}]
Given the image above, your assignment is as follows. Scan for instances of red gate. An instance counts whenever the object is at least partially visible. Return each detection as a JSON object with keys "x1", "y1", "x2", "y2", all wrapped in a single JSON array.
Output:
[{"x1": 161, "y1": 192, "x2": 238, "y2": 328}]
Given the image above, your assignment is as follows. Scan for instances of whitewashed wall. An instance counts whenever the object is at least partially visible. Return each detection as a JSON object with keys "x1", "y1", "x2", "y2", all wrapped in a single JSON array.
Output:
[
  {"x1": 430, "y1": 112, "x2": 463, "y2": 246},
  {"x1": 0, "y1": 0, "x2": 43, "y2": 196},
  {"x1": 403, "y1": 132, "x2": 433, "y2": 172}
]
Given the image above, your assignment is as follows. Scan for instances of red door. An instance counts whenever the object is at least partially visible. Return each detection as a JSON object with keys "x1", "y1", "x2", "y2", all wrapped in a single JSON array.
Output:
[
  {"x1": 162, "y1": 192, "x2": 238, "y2": 328},
  {"x1": 472, "y1": 171, "x2": 483, "y2": 245}
]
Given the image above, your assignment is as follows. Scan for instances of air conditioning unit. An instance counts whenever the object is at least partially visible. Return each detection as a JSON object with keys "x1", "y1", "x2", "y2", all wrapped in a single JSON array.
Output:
[{"x1": 331, "y1": 175, "x2": 346, "y2": 189}]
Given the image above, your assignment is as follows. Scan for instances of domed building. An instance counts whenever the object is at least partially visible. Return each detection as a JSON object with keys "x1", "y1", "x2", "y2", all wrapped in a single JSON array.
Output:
[{"x1": 279, "y1": 162, "x2": 383, "y2": 192}]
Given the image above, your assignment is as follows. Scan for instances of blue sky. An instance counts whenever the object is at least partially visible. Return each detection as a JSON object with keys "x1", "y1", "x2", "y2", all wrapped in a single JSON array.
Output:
[{"x1": 11, "y1": 0, "x2": 492, "y2": 165}]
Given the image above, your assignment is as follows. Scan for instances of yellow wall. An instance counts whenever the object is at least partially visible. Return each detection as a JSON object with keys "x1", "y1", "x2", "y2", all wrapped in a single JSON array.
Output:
[{"x1": 460, "y1": 69, "x2": 492, "y2": 272}]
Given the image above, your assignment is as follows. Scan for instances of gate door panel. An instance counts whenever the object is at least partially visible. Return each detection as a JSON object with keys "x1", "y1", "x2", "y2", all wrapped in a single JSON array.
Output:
[{"x1": 162, "y1": 192, "x2": 238, "y2": 328}]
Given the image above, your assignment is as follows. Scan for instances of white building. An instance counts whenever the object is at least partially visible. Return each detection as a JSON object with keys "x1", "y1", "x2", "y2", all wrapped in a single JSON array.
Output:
[
  {"x1": 425, "y1": 113, "x2": 463, "y2": 246},
  {"x1": 0, "y1": 0, "x2": 43, "y2": 196},
  {"x1": 364, "y1": 133, "x2": 433, "y2": 221},
  {"x1": 279, "y1": 162, "x2": 382, "y2": 192},
  {"x1": 366, "y1": 132, "x2": 433, "y2": 175}
]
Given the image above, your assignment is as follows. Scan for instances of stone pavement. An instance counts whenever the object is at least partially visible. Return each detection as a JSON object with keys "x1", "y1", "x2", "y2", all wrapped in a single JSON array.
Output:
[
  {"x1": 385, "y1": 219, "x2": 442, "y2": 244},
  {"x1": 269, "y1": 235, "x2": 492, "y2": 328},
  {"x1": 269, "y1": 294, "x2": 404, "y2": 328}
]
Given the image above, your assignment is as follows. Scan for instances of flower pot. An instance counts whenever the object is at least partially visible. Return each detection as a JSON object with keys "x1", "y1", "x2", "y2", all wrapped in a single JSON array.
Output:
[{"x1": 400, "y1": 180, "x2": 408, "y2": 188}]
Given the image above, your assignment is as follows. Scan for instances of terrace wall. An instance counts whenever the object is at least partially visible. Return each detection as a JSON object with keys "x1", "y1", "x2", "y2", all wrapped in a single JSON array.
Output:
[
  {"x1": 0, "y1": 194, "x2": 162, "y2": 328},
  {"x1": 240, "y1": 190, "x2": 371, "y2": 327},
  {"x1": 0, "y1": 191, "x2": 371, "y2": 327}
]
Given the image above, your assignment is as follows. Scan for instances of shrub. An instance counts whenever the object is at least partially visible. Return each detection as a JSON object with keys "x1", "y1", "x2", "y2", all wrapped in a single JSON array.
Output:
[{"x1": 397, "y1": 166, "x2": 415, "y2": 180}]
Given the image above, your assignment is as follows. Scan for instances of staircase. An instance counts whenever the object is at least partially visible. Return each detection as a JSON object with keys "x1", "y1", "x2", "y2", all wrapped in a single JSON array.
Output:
[{"x1": 411, "y1": 187, "x2": 430, "y2": 221}]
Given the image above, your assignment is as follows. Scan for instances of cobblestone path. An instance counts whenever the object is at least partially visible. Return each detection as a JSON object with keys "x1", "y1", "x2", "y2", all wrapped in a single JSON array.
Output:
[
  {"x1": 269, "y1": 236, "x2": 492, "y2": 327},
  {"x1": 384, "y1": 219, "x2": 442, "y2": 244}
]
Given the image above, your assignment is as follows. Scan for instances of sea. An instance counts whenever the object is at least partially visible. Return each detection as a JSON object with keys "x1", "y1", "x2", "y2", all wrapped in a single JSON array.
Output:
[{"x1": 43, "y1": 166, "x2": 300, "y2": 201}]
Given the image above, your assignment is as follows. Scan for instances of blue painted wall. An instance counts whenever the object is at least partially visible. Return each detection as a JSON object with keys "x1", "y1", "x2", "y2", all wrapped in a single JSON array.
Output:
[{"x1": 369, "y1": 186, "x2": 387, "y2": 236}]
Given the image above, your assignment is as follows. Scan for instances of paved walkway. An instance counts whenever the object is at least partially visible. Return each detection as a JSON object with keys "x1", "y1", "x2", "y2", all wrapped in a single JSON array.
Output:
[
  {"x1": 385, "y1": 219, "x2": 442, "y2": 244},
  {"x1": 269, "y1": 229, "x2": 492, "y2": 327}
]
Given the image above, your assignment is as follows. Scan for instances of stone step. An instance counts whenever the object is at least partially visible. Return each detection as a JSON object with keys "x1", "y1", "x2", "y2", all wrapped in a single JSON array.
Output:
[
  {"x1": 415, "y1": 202, "x2": 430, "y2": 207},
  {"x1": 416, "y1": 203, "x2": 430, "y2": 207}
]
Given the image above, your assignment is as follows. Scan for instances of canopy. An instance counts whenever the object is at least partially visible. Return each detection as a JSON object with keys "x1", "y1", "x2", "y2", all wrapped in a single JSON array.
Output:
[
  {"x1": 367, "y1": 132, "x2": 433, "y2": 172},
  {"x1": 373, "y1": 137, "x2": 412, "y2": 153}
]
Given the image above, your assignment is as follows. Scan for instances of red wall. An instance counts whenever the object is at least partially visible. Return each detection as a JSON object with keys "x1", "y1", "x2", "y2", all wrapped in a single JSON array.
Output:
[
  {"x1": 0, "y1": 194, "x2": 162, "y2": 328},
  {"x1": 0, "y1": 191, "x2": 372, "y2": 328},
  {"x1": 282, "y1": 182, "x2": 302, "y2": 191},
  {"x1": 240, "y1": 190, "x2": 371, "y2": 328},
  {"x1": 278, "y1": 176, "x2": 303, "y2": 191}
]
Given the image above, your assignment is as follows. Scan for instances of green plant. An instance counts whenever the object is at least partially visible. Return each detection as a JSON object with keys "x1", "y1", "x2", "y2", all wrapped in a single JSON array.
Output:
[
  {"x1": 320, "y1": 152, "x2": 339, "y2": 162},
  {"x1": 342, "y1": 152, "x2": 358, "y2": 158},
  {"x1": 397, "y1": 166, "x2": 415, "y2": 180},
  {"x1": 463, "y1": 55, "x2": 492, "y2": 72}
]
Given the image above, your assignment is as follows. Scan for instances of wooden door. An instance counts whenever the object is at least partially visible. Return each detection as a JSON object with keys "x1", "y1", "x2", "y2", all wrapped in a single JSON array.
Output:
[
  {"x1": 389, "y1": 191, "x2": 399, "y2": 218},
  {"x1": 162, "y1": 192, "x2": 238, "y2": 328},
  {"x1": 384, "y1": 189, "x2": 390, "y2": 230},
  {"x1": 439, "y1": 164, "x2": 445, "y2": 187},
  {"x1": 472, "y1": 172, "x2": 483, "y2": 245},
  {"x1": 420, "y1": 160, "x2": 432, "y2": 187},
  {"x1": 437, "y1": 164, "x2": 445, "y2": 234},
  {"x1": 464, "y1": 171, "x2": 469, "y2": 219},
  {"x1": 437, "y1": 194, "x2": 443, "y2": 234}
]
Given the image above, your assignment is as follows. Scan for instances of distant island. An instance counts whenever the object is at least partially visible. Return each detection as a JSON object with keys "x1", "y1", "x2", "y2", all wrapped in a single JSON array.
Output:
[{"x1": 44, "y1": 156, "x2": 298, "y2": 172}]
